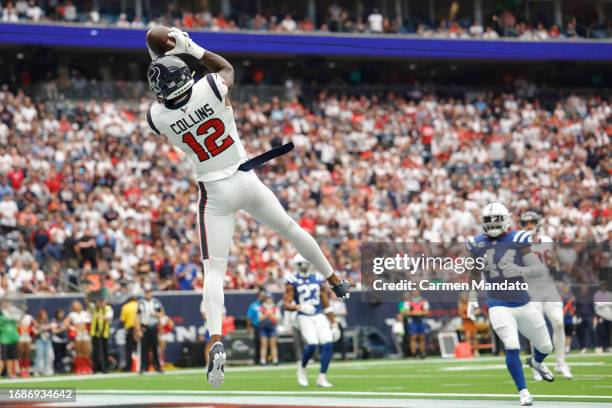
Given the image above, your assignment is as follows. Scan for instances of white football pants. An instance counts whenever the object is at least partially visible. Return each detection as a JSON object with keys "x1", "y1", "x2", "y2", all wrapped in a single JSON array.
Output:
[
  {"x1": 489, "y1": 302, "x2": 553, "y2": 354},
  {"x1": 298, "y1": 314, "x2": 333, "y2": 345},
  {"x1": 531, "y1": 301, "x2": 566, "y2": 363},
  {"x1": 197, "y1": 170, "x2": 334, "y2": 336}
]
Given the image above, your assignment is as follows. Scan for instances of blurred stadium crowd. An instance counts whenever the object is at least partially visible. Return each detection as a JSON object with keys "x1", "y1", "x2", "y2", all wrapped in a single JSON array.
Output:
[
  {"x1": 0, "y1": 85, "x2": 610, "y2": 295},
  {"x1": 0, "y1": 0, "x2": 608, "y2": 40}
]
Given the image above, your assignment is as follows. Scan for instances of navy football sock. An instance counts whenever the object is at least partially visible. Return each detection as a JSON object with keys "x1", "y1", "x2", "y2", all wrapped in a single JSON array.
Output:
[
  {"x1": 302, "y1": 344, "x2": 316, "y2": 368},
  {"x1": 320, "y1": 343, "x2": 333, "y2": 374},
  {"x1": 505, "y1": 349, "x2": 527, "y2": 391},
  {"x1": 534, "y1": 348, "x2": 548, "y2": 363}
]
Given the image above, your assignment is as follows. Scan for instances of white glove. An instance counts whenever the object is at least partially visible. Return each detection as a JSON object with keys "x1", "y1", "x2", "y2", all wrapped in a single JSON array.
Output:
[
  {"x1": 331, "y1": 323, "x2": 341, "y2": 342},
  {"x1": 298, "y1": 303, "x2": 316, "y2": 316},
  {"x1": 498, "y1": 258, "x2": 525, "y2": 278},
  {"x1": 467, "y1": 301, "x2": 479, "y2": 321},
  {"x1": 166, "y1": 27, "x2": 205, "y2": 59}
]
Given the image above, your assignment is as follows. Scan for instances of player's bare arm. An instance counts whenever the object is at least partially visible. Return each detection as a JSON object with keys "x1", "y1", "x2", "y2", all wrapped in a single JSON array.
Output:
[
  {"x1": 320, "y1": 285, "x2": 336, "y2": 324},
  {"x1": 199, "y1": 51, "x2": 235, "y2": 91},
  {"x1": 283, "y1": 283, "x2": 297, "y2": 311}
]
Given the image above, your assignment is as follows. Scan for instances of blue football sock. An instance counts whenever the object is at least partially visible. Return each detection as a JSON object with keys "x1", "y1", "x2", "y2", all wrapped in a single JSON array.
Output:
[
  {"x1": 302, "y1": 344, "x2": 316, "y2": 368},
  {"x1": 505, "y1": 349, "x2": 527, "y2": 391},
  {"x1": 320, "y1": 343, "x2": 333, "y2": 373},
  {"x1": 534, "y1": 348, "x2": 548, "y2": 363}
]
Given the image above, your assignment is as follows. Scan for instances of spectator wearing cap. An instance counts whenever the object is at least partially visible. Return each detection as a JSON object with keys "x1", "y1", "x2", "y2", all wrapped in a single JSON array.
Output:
[{"x1": 136, "y1": 285, "x2": 164, "y2": 373}]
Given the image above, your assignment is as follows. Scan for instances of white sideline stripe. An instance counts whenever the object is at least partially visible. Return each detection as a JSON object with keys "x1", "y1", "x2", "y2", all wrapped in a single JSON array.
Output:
[
  {"x1": 5, "y1": 352, "x2": 612, "y2": 384},
  {"x1": 76, "y1": 390, "x2": 612, "y2": 400}
]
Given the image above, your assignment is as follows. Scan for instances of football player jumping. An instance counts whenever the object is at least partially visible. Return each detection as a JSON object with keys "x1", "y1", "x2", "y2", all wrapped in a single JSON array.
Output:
[
  {"x1": 467, "y1": 203, "x2": 554, "y2": 406},
  {"x1": 145, "y1": 28, "x2": 350, "y2": 388},
  {"x1": 284, "y1": 254, "x2": 341, "y2": 388},
  {"x1": 520, "y1": 211, "x2": 572, "y2": 380}
]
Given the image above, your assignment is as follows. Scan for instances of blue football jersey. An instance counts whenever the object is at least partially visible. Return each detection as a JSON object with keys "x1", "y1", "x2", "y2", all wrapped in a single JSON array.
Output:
[
  {"x1": 285, "y1": 272, "x2": 325, "y2": 316},
  {"x1": 467, "y1": 230, "x2": 533, "y2": 307}
]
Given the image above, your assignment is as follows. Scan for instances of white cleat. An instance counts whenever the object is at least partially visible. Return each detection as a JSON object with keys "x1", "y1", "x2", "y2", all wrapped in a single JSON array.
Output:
[
  {"x1": 519, "y1": 389, "x2": 533, "y2": 406},
  {"x1": 527, "y1": 357, "x2": 554, "y2": 382},
  {"x1": 532, "y1": 368, "x2": 543, "y2": 381},
  {"x1": 316, "y1": 373, "x2": 333, "y2": 388},
  {"x1": 206, "y1": 342, "x2": 226, "y2": 388},
  {"x1": 296, "y1": 366, "x2": 308, "y2": 387},
  {"x1": 556, "y1": 362, "x2": 573, "y2": 379}
]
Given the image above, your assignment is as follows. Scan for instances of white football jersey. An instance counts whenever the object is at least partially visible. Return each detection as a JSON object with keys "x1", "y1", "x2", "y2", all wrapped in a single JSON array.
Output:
[
  {"x1": 147, "y1": 73, "x2": 247, "y2": 182},
  {"x1": 531, "y1": 234, "x2": 553, "y2": 265},
  {"x1": 526, "y1": 233, "x2": 561, "y2": 301}
]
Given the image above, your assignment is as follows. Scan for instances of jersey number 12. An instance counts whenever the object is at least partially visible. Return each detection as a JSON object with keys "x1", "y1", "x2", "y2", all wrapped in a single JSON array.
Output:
[{"x1": 182, "y1": 118, "x2": 234, "y2": 161}]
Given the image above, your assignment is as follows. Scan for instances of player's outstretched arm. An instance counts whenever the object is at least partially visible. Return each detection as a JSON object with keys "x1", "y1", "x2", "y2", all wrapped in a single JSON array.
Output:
[
  {"x1": 165, "y1": 27, "x2": 234, "y2": 91},
  {"x1": 199, "y1": 51, "x2": 234, "y2": 91},
  {"x1": 499, "y1": 247, "x2": 548, "y2": 278}
]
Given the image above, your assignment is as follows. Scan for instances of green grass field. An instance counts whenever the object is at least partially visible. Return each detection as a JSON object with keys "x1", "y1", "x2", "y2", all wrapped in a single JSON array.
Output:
[{"x1": 2, "y1": 353, "x2": 611, "y2": 404}]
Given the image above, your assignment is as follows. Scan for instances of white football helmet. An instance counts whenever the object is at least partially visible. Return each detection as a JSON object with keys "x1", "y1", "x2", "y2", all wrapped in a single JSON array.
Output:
[
  {"x1": 291, "y1": 254, "x2": 311, "y2": 277},
  {"x1": 481, "y1": 202, "x2": 511, "y2": 237}
]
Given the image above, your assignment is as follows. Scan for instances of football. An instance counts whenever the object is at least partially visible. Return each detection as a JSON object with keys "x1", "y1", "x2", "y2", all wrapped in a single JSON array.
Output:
[{"x1": 146, "y1": 26, "x2": 175, "y2": 55}]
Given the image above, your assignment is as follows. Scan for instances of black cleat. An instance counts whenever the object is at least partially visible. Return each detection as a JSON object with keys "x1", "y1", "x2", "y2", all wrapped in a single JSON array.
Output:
[
  {"x1": 207, "y1": 342, "x2": 226, "y2": 388},
  {"x1": 331, "y1": 279, "x2": 351, "y2": 300}
]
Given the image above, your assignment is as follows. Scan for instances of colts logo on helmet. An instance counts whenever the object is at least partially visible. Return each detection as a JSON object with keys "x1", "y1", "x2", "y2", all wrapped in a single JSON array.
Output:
[{"x1": 148, "y1": 66, "x2": 162, "y2": 95}]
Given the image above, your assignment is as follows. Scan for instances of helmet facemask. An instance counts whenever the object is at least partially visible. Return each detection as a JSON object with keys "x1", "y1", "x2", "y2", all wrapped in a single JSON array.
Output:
[
  {"x1": 520, "y1": 211, "x2": 540, "y2": 231},
  {"x1": 482, "y1": 214, "x2": 510, "y2": 237},
  {"x1": 295, "y1": 261, "x2": 311, "y2": 277}
]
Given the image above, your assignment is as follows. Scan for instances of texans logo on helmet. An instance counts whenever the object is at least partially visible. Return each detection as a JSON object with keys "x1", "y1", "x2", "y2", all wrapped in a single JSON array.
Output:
[{"x1": 148, "y1": 66, "x2": 162, "y2": 95}]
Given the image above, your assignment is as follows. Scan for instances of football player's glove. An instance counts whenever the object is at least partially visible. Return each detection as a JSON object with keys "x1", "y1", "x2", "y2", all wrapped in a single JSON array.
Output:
[
  {"x1": 166, "y1": 27, "x2": 205, "y2": 59},
  {"x1": 298, "y1": 303, "x2": 316, "y2": 316},
  {"x1": 467, "y1": 301, "x2": 479, "y2": 321},
  {"x1": 331, "y1": 323, "x2": 341, "y2": 342},
  {"x1": 499, "y1": 255, "x2": 546, "y2": 279},
  {"x1": 331, "y1": 279, "x2": 350, "y2": 300}
]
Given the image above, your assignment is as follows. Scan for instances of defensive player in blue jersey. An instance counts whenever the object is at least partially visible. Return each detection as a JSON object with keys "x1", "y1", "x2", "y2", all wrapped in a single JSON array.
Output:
[
  {"x1": 284, "y1": 254, "x2": 341, "y2": 388},
  {"x1": 466, "y1": 203, "x2": 554, "y2": 406}
]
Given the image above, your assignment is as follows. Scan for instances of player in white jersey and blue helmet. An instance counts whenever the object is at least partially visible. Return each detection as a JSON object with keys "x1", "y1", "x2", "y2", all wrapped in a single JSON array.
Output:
[
  {"x1": 146, "y1": 28, "x2": 350, "y2": 388},
  {"x1": 466, "y1": 202, "x2": 554, "y2": 406},
  {"x1": 284, "y1": 254, "x2": 341, "y2": 388},
  {"x1": 520, "y1": 211, "x2": 572, "y2": 380}
]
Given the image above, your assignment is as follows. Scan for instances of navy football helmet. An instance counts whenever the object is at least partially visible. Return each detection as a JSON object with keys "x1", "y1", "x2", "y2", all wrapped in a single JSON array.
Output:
[{"x1": 147, "y1": 55, "x2": 194, "y2": 102}]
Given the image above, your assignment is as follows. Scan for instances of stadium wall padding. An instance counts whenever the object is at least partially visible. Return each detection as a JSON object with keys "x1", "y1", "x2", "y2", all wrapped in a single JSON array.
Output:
[{"x1": 1, "y1": 23, "x2": 611, "y2": 61}]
